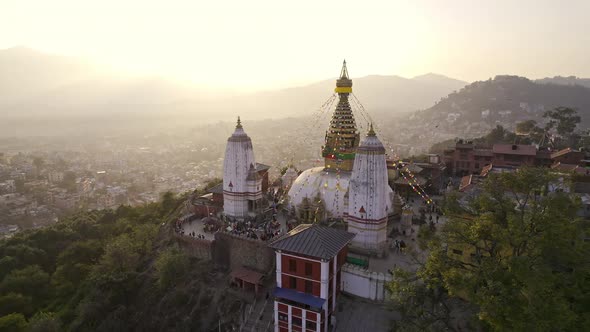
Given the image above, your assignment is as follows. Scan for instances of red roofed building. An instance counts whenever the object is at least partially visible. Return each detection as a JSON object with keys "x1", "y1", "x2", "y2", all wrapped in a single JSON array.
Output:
[
  {"x1": 491, "y1": 144, "x2": 537, "y2": 167},
  {"x1": 550, "y1": 148, "x2": 585, "y2": 165},
  {"x1": 443, "y1": 141, "x2": 493, "y2": 175},
  {"x1": 269, "y1": 224, "x2": 355, "y2": 332}
]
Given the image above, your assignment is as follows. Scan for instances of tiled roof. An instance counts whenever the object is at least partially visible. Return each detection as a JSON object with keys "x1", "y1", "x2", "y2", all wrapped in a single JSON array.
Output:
[
  {"x1": 551, "y1": 162, "x2": 580, "y2": 172},
  {"x1": 550, "y1": 148, "x2": 576, "y2": 159},
  {"x1": 230, "y1": 267, "x2": 264, "y2": 285},
  {"x1": 474, "y1": 149, "x2": 493, "y2": 156},
  {"x1": 480, "y1": 164, "x2": 493, "y2": 177},
  {"x1": 268, "y1": 224, "x2": 355, "y2": 260},
  {"x1": 459, "y1": 175, "x2": 474, "y2": 192},
  {"x1": 255, "y1": 163, "x2": 271, "y2": 171},
  {"x1": 492, "y1": 144, "x2": 537, "y2": 156},
  {"x1": 207, "y1": 183, "x2": 223, "y2": 194}
]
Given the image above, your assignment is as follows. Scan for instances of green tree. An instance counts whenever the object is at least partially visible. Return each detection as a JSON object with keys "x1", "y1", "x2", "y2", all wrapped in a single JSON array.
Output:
[
  {"x1": 90, "y1": 235, "x2": 140, "y2": 285},
  {"x1": 0, "y1": 313, "x2": 27, "y2": 332},
  {"x1": 0, "y1": 265, "x2": 50, "y2": 303},
  {"x1": 27, "y1": 311, "x2": 61, "y2": 332},
  {"x1": 515, "y1": 120, "x2": 545, "y2": 144},
  {"x1": 484, "y1": 125, "x2": 517, "y2": 144},
  {"x1": 0, "y1": 293, "x2": 32, "y2": 317},
  {"x1": 154, "y1": 246, "x2": 190, "y2": 289},
  {"x1": 160, "y1": 191, "x2": 177, "y2": 217},
  {"x1": 390, "y1": 168, "x2": 590, "y2": 331},
  {"x1": 543, "y1": 106, "x2": 581, "y2": 136},
  {"x1": 429, "y1": 138, "x2": 456, "y2": 154}
]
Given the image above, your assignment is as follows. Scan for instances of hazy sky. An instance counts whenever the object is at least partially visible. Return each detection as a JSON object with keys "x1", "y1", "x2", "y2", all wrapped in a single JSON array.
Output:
[{"x1": 1, "y1": 0, "x2": 589, "y2": 89}]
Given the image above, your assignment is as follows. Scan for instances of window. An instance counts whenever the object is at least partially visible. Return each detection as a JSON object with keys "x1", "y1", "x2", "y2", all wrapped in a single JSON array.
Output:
[
  {"x1": 279, "y1": 313, "x2": 288, "y2": 322},
  {"x1": 292, "y1": 317, "x2": 302, "y2": 326},
  {"x1": 290, "y1": 276, "x2": 297, "y2": 289},
  {"x1": 307, "y1": 321, "x2": 317, "y2": 330},
  {"x1": 305, "y1": 262, "x2": 312, "y2": 276},
  {"x1": 289, "y1": 259, "x2": 297, "y2": 272},
  {"x1": 305, "y1": 280, "x2": 313, "y2": 293}
]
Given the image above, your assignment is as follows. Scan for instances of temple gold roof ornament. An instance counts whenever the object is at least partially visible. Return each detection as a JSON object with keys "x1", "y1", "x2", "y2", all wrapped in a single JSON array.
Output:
[
  {"x1": 335, "y1": 59, "x2": 353, "y2": 94},
  {"x1": 323, "y1": 60, "x2": 359, "y2": 172}
]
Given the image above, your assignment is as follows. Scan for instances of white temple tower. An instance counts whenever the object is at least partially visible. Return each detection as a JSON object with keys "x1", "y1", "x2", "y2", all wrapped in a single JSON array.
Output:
[
  {"x1": 346, "y1": 124, "x2": 389, "y2": 253},
  {"x1": 223, "y1": 117, "x2": 262, "y2": 218}
]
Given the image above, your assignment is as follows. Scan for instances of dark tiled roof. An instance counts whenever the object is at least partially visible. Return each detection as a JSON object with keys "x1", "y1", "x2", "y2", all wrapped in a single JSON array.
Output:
[
  {"x1": 230, "y1": 267, "x2": 264, "y2": 285},
  {"x1": 492, "y1": 144, "x2": 536, "y2": 156},
  {"x1": 268, "y1": 224, "x2": 355, "y2": 260},
  {"x1": 255, "y1": 163, "x2": 271, "y2": 171},
  {"x1": 207, "y1": 183, "x2": 223, "y2": 194},
  {"x1": 550, "y1": 148, "x2": 580, "y2": 159}
]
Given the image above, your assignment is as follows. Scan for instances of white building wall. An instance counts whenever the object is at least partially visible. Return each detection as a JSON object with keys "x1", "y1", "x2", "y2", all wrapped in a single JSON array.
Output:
[
  {"x1": 320, "y1": 260, "x2": 329, "y2": 299},
  {"x1": 223, "y1": 122, "x2": 256, "y2": 218},
  {"x1": 276, "y1": 252, "x2": 282, "y2": 287},
  {"x1": 340, "y1": 263, "x2": 392, "y2": 302},
  {"x1": 347, "y1": 132, "x2": 390, "y2": 251}
]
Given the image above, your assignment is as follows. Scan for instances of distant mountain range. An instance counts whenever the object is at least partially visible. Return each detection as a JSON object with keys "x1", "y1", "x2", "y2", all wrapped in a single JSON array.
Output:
[
  {"x1": 0, "y1": 47, "x2": 467, "y2": 123},
  {"x1": 2, "y1": 47, "x2": 590, "y2": 141}
]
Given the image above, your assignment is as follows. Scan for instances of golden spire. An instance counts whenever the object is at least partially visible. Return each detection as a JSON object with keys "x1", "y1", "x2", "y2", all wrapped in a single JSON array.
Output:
[
  {"x1": 236, "y1": 116, "x2": 242, "y2": 129},
  {"x1": 340, "y1": 59, "x2": 349, "y2": 79},
  {"x1": 335, "y1": 59, "x2": 353, "y2": 94}
]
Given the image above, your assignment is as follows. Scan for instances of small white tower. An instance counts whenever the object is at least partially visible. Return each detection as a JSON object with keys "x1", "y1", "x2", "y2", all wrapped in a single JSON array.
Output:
[
  {"x1": 346, "y1": 124, "x2": 389, "y2": 253},
  {"x1": 223, "y1": 117, "x2": 261, "y2": 218},
  {"x1": 281, "y1": 163, "x2": 298, "y2": 189}
]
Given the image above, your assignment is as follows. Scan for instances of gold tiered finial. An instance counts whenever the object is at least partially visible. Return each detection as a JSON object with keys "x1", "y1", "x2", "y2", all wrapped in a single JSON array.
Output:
[
  {"x1": 335, "y1": 59, "x2": 353, "y2": 94},
  {"x1": 340, "y1": 59, "x2": 349, "y2": 79},
  {"x1": 236, "y1": 116, "x2": 242, "y2": 129}
]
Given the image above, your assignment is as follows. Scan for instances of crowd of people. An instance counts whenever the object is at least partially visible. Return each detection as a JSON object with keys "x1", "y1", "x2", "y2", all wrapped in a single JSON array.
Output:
[
  {"x1": 225, "y1": 213, "x2": 284, "y2": 241},
  {"x1": 174, "y1": 205, "x2": 289, "y2": 243}
]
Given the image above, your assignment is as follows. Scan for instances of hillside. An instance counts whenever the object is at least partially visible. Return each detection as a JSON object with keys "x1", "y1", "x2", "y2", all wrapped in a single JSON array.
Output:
[
  {"x1": 0, "y1": 192, "x2": 244, "y2": 331},
  {"x1": 536, "y1": 76, "x2": 590, "y2": 89},
  {"x1": 386, "y1": 75, "x2": 590, "y2": 154}
]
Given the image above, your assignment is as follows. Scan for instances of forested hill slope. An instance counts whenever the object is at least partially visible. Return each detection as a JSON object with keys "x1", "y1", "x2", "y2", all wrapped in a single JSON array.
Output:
[
  {"x1": 404, "y1": 75, "x2": 590, "y2": 140},
  {"x1": 536, "y1": 76, "x2": 590, "y2": 89},
  {"x1": 0, "y1": 192, "x2": 242, "y2": 332}
]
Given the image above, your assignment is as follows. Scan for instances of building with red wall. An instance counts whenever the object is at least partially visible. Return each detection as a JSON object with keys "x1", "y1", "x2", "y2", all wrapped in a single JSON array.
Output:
[
  {"x1": 443, "y1": 141, "x2": 587, "y2": 176},
  {"x1": 269, "y1": 224, "x2": 354, "y2": 332},
  {"x1": 443, "y1": 141, "x2": 493, "y2": 175}
]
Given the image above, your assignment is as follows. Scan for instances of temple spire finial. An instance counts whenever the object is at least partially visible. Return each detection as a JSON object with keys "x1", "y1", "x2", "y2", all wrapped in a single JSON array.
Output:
[
  {"x1": 335, "y1": 60, "x2": 353, "y2": 93},
  {"x1": 368, "y1": 123, "x2": 376, "y2": 136},
  {"x1": 340, "y1": 59, "x2": 349, "y2": 79},
  {"x1": 236, "y1": 116, "x2": 242, "y2": 129}
]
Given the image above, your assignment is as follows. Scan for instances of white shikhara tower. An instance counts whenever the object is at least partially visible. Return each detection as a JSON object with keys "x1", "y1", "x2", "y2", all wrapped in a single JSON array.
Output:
[
  {"x1": 223, "y1": 117, "x2": 263, "y2": 218},
  {"x1": 346, "y1": 124, "x2": 389, "y2": 252}
]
